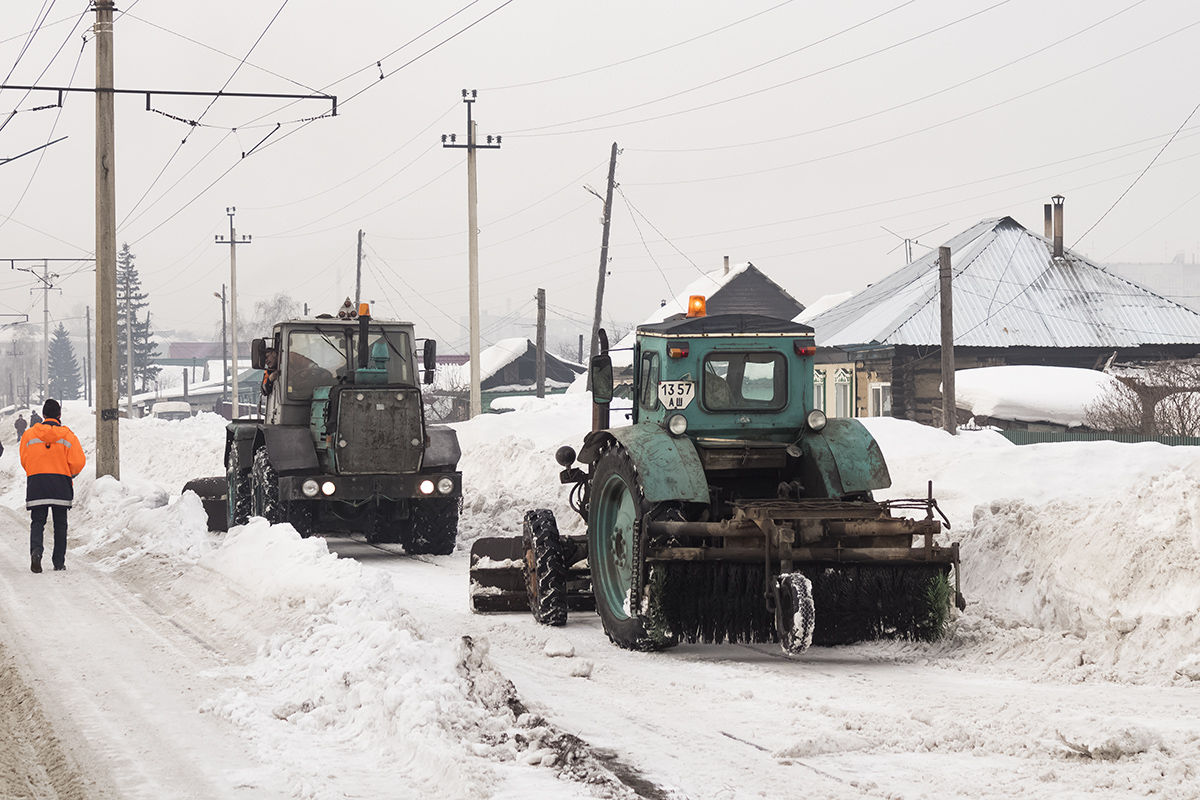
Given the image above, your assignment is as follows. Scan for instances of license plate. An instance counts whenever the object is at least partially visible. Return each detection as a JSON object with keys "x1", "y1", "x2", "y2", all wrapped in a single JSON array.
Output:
[{"x1": 657, "y1": 380, "x2": 695, "y2": 410}]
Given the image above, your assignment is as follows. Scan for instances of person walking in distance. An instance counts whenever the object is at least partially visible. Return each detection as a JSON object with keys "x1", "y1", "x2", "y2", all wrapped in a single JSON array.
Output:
[
  {"x1": 14, "y1": 413, "x2": 27, "y2": 440},
  {"x1": 30, "y1": 409, "x2": 42, "y2": 426},
  {"x1": 20, "y1": 399, "x2": 86, "y2": 573}
]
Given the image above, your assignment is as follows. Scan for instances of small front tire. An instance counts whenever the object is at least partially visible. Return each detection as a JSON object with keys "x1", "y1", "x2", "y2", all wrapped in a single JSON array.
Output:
[{"x1": 523, "y1": 509, "x2": 568, "y2": 626}]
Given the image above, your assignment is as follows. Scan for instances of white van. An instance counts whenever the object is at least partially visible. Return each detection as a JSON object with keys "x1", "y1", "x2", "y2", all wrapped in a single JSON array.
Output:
[{"x1": 150, "y1": 401, "x2": 193, "y2": 421}]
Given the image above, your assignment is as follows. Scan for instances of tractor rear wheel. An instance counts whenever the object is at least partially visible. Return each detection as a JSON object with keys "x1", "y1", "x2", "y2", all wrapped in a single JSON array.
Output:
[
  {"x1": 226, "y1": 449, "x2": 251, "y2": 529},
  {"x1": 523, "y1": 509, "x2": 567, "y2": 626},
  {"x1": 588, "y1": 446, "x2": 676, "y2": 651},
  {"x1": 405, "y1": 497, "x2": 459, "y2": 555}
]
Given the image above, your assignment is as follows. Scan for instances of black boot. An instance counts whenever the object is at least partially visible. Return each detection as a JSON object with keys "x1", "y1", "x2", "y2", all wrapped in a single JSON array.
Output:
[{"x1": 31, "y1": 550, "x2": 42, "y2": 574}]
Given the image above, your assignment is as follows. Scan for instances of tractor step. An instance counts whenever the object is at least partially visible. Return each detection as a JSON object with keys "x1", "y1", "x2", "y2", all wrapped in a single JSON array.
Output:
[{"x1": 469, "y1": 536, "x2": 595, "y2": 614}]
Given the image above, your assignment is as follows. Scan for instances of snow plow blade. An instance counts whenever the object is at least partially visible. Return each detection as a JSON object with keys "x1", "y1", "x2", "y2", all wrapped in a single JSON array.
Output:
[
  {"x1": 468, "y1": 536, "x2": 594, "y2": 614},
  {"x1": 183, "y1": 476, "x2": 228, "y2": 533}
]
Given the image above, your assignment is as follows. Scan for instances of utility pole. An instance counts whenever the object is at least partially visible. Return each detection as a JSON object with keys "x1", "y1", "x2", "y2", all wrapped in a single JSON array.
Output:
[
  {"x1": 95, "y1": 0, "x2": 119, "y2": 478},
  {"x1": 939, "y1": 246, "x2": 956, "y2": 435},
  {"x1": 442, "y1": 90, "x2": 501, "y2": 418},
  {"x1": 214, "y1": 286, "x2": 228, "y2": 409},
  {"x1": 85, "y1": 305, "x2": 92, "y2": 406},
  {"x1": 215, "y1": 208, "x2": 251, "y2": 419},
  {"x1": 589, "y1": 143, "x2": 619, "y2": 387},
  {"x1": 536, "y1": 288, "x2": 546, "y2": 399},
  {"x1": 355, "y1": 229, "x2": 364, "y2": 307},
  {"x1": 42, "y1": 261, "x2": 51, "y2": 401}
]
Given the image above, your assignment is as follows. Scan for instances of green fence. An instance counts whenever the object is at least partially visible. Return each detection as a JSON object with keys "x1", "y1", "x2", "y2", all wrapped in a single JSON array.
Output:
[{"x1": 999, "y1": 430, "x2": 1200, "y2": 447}]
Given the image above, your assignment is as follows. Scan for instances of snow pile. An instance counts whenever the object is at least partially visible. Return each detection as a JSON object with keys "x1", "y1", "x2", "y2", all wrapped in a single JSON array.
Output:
[{"x1": 954, "y1": 365, "x2": 1118, "y2": 427}]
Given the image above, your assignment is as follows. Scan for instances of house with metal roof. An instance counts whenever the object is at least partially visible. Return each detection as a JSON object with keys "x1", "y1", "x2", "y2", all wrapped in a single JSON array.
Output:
[{"x1": 805, "y1": 214, "x2": 1200, "y2": 426}]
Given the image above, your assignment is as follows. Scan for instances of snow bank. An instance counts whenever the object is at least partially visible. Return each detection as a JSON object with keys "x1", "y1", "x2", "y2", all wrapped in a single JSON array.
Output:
[{"x1": 954, "y1": 365, "x2": 1118, "y2": 427}]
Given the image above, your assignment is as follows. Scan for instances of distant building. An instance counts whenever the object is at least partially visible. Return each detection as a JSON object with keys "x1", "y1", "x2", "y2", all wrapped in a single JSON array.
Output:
[{"x1": 807, "y1": 214, "x2": 1200, "y2": 426}]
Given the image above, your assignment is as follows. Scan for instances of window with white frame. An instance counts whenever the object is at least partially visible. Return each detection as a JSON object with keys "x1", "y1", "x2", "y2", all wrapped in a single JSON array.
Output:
[
  {"x1": 869, "y1": 382, "x2": 892, "y2": 417},
  {"x1": 834, "y1": 368, "x2": 852, "y2": 418},
  {"x1": 813, "y1": 369, "x2": 826, "y2": 412}
]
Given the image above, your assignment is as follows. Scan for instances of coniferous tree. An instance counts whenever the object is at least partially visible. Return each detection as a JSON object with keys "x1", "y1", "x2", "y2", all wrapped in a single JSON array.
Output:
[
  {"x1": 116, "y1": 242, "x2": 161, "y2": 393},
  {"x1": 48, "y1": 323, "x2": 82, "y2": 400}
]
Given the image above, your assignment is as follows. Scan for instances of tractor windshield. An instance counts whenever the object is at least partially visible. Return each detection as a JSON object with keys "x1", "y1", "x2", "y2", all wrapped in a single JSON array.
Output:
[
  {"x1": 702, "y1": 352, "x2": 787, "y2": 411},
  {"x1": 285, "y1": 328, "x2": 414, "y2": 400}
]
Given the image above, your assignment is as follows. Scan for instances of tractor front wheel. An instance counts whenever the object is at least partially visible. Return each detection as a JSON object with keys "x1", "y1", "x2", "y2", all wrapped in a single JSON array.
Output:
[
  {"x1": 405, "y1": 497, "x2": 459, "y2": 555},
  {"x1": 588, "y1": 446, "x2": 676, "y2": 651}
]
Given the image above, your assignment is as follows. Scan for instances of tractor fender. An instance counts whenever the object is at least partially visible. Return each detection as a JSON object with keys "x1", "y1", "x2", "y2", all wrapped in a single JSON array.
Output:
[
  {"x1": 261, "y1": 425, "x2": 320, "y2": 473},
  {"x1": 225, "y1": 421, "x2": 260, "y2": 473},
  {"x1": 797, "y1": 417, "x2": 891, "y2": 498},
  {"x1": 425, "y1": 424, "x2": 462, "y2": 469},
  {"x1": 586, "y1": 424, "x2": 710, "y2": 505}
]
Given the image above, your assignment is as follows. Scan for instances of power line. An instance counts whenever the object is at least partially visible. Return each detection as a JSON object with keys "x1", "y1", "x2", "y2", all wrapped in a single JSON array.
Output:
[
  {"x1": 1073, "y1": 95, "x2": 1200, "y2": 248},
  {"x1": 485, "y1": 0, "x2": 797, "y2": 91}
]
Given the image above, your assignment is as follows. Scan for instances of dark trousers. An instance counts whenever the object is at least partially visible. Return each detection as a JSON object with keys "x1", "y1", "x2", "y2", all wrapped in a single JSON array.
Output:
[{"x1": 30, "y1": 505, "x2": 68, "y2": 567}]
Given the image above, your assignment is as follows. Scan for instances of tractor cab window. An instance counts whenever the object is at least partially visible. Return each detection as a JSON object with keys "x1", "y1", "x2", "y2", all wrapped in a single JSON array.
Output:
[
  {"x1": 349, "y1": 329, "x2": 413, "y2": 385},
  {"x1": 286, "y1": 331, "x2": 346, "y2": 400},
  {"x1": 638, "y1": 352, "x2": 660, "y2": 410},
  {"x1": 702, "y1": 352, "x2": 786, "y2": 411}
]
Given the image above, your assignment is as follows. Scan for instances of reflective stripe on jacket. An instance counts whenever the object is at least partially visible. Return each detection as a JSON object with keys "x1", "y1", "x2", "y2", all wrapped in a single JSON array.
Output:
[{"x1": 20, "y1": 418, "x2": 86, "y2": 508}]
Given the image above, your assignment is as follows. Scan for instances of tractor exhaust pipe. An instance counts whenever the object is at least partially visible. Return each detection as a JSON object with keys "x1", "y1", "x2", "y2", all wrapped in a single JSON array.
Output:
[{"x1": 357, "y1": 304, "x2": 370, "y2": 370}]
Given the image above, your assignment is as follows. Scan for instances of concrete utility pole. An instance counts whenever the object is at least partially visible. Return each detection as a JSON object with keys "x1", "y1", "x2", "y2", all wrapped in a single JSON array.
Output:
[
  {"x1": 355, "y1": 229, "x2": 364, "y2": 307},
  {"x1": 214, "y1": 286, "x2": 228, "y2": 409},
  {"x1": 124, "y1": 269, "x2": 134, "y2": 416},
  {"x1": 589, "y1": 143, "x2": 619, "y2": 387},
  {"x1": 215, "y1": 208, "x2": 251, "y2": 419},
  {"x1": 442, "y1": 90, "x2": 501, "y2": 419},
  {"x1": 85, "y1": 305, "x2": 91, "y2": 406},
  {"x1": 939, "y1": 246, "x2": 956, "y2": 435},
  {"x1": 536, "y1": 288, "x2": 546, "y2": 399},
  {"x1": 94, "y1": 0, "x2": 119, "y2": 478}
]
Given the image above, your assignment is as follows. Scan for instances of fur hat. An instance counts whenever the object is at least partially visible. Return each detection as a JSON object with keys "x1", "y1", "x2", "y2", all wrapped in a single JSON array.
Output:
[{"x1": 42, "y1": 398, "x2": 61, "y2": 420}]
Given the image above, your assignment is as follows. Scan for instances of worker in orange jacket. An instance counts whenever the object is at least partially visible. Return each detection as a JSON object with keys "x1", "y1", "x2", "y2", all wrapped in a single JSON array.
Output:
[{"x1": 20, "y1": 399, "x2": 86, "y2": 573}]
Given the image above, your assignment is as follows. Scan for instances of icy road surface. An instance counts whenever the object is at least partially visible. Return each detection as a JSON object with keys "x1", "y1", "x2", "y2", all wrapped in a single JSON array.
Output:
[{"x1": 1, "y1": 396, "x2": 1199, "y2": 798}]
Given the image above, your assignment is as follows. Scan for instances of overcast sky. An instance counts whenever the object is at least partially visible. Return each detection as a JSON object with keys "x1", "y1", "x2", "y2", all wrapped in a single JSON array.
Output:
[{"x1": 2, "y1": 0, "x2": 1198, "y2": 353}]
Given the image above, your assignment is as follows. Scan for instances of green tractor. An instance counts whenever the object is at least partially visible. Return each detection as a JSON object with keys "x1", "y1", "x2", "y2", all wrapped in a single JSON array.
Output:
[
  {"x1": 470, "y1": 304, "x2": 961, "y2": 653},
  {"x1": 189, "y1": 302, "x2": 463, "y2": 554}
]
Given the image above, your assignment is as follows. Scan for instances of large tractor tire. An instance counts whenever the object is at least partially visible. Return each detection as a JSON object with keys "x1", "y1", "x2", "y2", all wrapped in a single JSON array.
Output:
[
  {"x1": 776, "y1": 572, "x2": 816, "y2": 655},
  {"x1": 226, "y1": 449, "x2": 251, "y2": 529},
  {"x1": 367, "y1": 501, "x2": 409, "y2": 545},
  {"x1": 250, "y1": 449, "x2": 314, "y2": 537},
  {"x1": 588, "y1": 446, "x2": 677, "y2": 651},
  {"x1": 405, "y1": 497, "x2": 459, "y2": 555},
  {"x1": 522, "y1": 509, "x2": 568, "y2": 626}
]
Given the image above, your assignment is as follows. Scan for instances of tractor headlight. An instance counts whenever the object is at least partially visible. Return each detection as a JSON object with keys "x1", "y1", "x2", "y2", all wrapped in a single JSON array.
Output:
[
  {"x1": 321, "y1": 481, "x2": 336, "y2": 496},
  {"x1": 667, "y1": 413, "x2": 688, "y2": 436},
  {"x1": 302, "y1": 479, "x2": 320, "y2": 497},
  {"x1": 806, "y1": 409, "x2": 827, "y2": 432},
  {"x1": 436, "y1": 477, "x2": 455, "y2": 495},
  {"x1": 419, "y1": 479, "x2": 435, "y2": 495}
]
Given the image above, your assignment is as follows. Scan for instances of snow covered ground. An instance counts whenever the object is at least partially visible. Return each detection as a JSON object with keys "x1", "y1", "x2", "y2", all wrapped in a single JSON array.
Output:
[{"x1": 2, "y1": 396, "x2": 1200, "y2": 799}]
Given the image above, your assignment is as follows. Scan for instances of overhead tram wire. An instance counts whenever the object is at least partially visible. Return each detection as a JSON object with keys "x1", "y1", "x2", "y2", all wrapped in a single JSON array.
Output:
[
  {"x1": 117, "y1": 1, "x2": 514, "y2": 250},
  {"x1": 0, "y1": 0, "x2": 56, "y2": 87},
  {"x1": 484, "y1": 0, "x2": 796, "y2": 91},
  {"x1": 628, "y1": 0, "x2": 1152, "y2": 154},
  {"x1": 118, "y1": 0, "x2": 293, "y2": 230},
  {"x1": 503, "y1": 0, "x2": 1006, "y2": 137},
  {"x1": 627, "y1": 16, "x2": 1200, "y2": 188}
]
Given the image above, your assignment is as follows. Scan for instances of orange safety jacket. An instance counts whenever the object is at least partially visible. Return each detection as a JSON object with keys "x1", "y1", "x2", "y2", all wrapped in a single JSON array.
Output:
[{"x1": 20, "y1": 418, "x2": 86, "y2": 508}]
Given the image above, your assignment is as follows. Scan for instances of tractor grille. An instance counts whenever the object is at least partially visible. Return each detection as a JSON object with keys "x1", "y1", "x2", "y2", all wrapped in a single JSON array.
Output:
[{"x1": 335, "y1": 388, "x2": 423, "y2": 474}]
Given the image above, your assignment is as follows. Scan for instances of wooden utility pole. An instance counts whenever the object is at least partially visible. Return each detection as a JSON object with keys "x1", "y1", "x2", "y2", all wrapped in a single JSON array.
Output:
[
  {"x1": 215, "y1": 209, "x2": 250, "y2": 419},
  {"x1": 536, "y1": 288, "x2": 546, "y2": 398},
  {"x1": 939, "y1": 246, "x2": 956, "y2": 434},
  {"x1": 355, "y1": 229, "x2": 364, "y2": 307},
  {"x1": 442, "y1": 90, "x2": 500, "y2": 418},
  {"x1": 95, "y1": 0, "x2": 119, "y2": 477},
  {"x1": 589, "y1": 142, "x2": 618, "y2": 386}
]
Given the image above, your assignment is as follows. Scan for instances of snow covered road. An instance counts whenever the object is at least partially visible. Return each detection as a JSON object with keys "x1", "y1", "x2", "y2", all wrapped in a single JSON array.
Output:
[{"x1": 3, "y1": 397, "x2": 1200, "y2": 799}]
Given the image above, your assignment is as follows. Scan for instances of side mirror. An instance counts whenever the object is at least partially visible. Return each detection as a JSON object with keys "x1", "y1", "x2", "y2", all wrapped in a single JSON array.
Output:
[
  {"x1": 591, "y1": 354, "x2": 613, "y2": 404},
  {"x1": 423, "y1": 340, "x2": 437, "y2": 385},
  {"x1": 251, "y1": 338, "x2": 267, "y2": 370}
]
